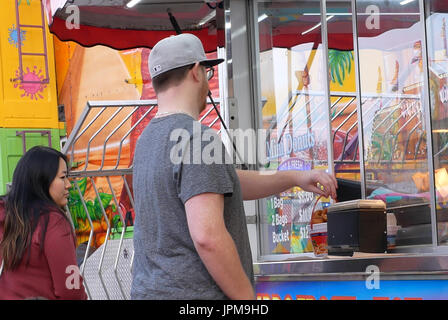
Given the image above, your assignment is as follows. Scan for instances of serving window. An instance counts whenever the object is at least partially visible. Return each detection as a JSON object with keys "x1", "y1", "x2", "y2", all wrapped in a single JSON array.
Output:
[{"x1": 252, "y1": 0, "x2": 448, "y2": 259}]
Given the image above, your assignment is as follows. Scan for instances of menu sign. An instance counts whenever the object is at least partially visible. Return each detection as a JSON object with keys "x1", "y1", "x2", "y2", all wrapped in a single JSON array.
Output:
[{"x1": 265, "y1": 157, "x2": 323, "y2": 254}]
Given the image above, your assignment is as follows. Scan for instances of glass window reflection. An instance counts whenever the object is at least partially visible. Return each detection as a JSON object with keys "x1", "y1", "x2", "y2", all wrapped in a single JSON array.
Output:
[{"x1": 426, "y1": 0, "x2": 448, "y2": 245}]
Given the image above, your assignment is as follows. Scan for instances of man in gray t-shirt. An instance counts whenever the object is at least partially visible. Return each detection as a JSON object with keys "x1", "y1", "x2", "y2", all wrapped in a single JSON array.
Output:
[
  {"x1": 132, "y1": 114, "x2": 252, "y2": 299},
  {"x1": 131, "y1": 34, "x2": 338, "y2": 300}
]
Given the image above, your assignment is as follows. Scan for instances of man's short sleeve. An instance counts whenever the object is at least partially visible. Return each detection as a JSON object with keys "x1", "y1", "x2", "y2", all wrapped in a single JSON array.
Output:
[{"x1": 173, "y1": 127, "x2": 235, "y2": 204}]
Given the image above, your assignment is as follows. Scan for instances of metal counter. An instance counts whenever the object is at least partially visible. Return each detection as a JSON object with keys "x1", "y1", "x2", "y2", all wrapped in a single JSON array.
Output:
[{"x1": 254, "y1": 252, "x2": 448, "y2": 281}]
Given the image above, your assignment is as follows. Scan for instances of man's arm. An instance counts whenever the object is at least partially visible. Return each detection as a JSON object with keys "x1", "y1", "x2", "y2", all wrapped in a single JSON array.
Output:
[
  {"x1": 236, "y1": 169, "x2": 338, "y2": 201},
  {"x1": 185, "y1": 192, "x2": 255, "y2": 300}
]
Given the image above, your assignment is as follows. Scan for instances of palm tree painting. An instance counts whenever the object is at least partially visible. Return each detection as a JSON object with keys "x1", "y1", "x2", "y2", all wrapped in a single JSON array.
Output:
[
  {"x1": 328, "y1": 50, "x2": 354, "y2": 86},
  {"x1": 67, "y1": 177, "x2": 118, "y2": 247}
]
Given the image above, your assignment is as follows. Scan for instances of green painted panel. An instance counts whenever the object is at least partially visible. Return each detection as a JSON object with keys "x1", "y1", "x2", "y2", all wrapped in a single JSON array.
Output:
[{"x1": 0, "y1": 128, "x2": 62, "y2": 195}]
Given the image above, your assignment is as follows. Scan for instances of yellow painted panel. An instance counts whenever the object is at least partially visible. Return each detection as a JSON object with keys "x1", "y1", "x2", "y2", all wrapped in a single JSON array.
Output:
[{"x1": 0, "y1": 0, "x2": 59, "y2": 129}]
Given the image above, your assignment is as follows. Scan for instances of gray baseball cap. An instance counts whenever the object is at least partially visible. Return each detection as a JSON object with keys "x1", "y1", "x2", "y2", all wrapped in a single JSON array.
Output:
[{"x1": 148, "y1": 33, "x2": 224, "y2": 79}]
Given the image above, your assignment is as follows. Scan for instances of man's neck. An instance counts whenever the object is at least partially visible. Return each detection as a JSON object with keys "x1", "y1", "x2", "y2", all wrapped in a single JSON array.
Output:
[{"x1": 156, "y1": 93, "x2": 200, "y2": 120}]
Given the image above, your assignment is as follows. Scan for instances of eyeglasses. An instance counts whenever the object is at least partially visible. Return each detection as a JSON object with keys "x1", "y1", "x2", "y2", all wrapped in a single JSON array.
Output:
[
  {"x1": 189, "y1": 63, "x2": 215, "y2": 81},
  {"x1": 205, "y1": 67, "x2": 214, "y2": 81}
]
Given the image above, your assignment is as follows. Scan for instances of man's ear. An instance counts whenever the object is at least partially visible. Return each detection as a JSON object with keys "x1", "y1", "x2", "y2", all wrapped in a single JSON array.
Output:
[{"x1": 190, "y1": 62, "x2": 202, "y2": 82}]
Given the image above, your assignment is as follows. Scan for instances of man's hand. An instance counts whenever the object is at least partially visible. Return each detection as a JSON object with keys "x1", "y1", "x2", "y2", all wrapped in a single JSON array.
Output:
[{"x1": 295, "y1": 170, "x2": 338, "y2": 200}]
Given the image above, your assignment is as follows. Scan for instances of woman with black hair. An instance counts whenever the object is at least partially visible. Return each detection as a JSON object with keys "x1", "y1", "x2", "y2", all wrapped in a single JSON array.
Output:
[{"x1": 0, "y1": 146, "x2": 87, "y2": 300}]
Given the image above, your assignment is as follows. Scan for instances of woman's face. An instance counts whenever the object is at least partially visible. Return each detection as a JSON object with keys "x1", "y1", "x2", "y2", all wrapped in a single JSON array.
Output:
[{"x1": 49, "y1": 158, "x2": 71, "y2": 208}]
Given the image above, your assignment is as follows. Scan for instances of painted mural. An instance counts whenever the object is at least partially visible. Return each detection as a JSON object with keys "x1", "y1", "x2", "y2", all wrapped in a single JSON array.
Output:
[
  {"x1": 0, "y1": 0, "x2": 60, "y2": 194},
  {"x1": 0, "y1": 0, "x2": 58, "y2": 112},
  {"x1": 1, "y1": 0, "x2": 58, "y2": 127}
]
